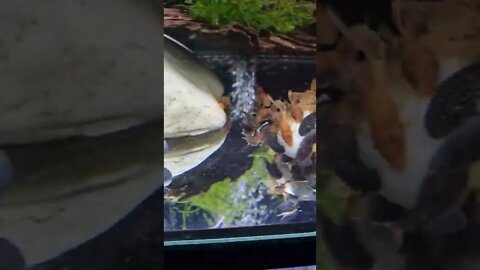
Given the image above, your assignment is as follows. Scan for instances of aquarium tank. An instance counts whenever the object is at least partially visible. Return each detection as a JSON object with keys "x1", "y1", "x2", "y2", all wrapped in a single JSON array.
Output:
[
  {"x1": 0, "y1": 0, "x2": 479, "y2": 269},
  {"x1": 163, "y1": 0, "x2": 317, "y2": 268}
]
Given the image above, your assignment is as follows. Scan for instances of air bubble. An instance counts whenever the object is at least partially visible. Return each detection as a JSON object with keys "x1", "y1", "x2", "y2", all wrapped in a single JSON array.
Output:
[{"x1": 229, "y1": 61, "x2": 256, "y2": 121}]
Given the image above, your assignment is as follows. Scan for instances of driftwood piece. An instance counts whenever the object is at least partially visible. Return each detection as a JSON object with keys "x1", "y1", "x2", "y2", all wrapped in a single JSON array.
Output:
[{"x1": 164, "y1": 8, "x2": 316, "y2": 55}]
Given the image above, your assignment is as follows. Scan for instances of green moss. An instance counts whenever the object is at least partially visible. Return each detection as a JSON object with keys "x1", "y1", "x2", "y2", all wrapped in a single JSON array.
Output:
[
  {"x1": 181, "y1": 0, "x2": 314, "y2": 34},
  {"x1": 186, "y1": 147, "x2": 276, "y2": 227}
]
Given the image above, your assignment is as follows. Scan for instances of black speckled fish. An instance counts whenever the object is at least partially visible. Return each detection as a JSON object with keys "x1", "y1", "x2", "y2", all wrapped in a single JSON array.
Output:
[
  {"x1": 425, "y1": 61, "x2": 480, "y2": 138},
  {"x1": 413, "y1": 115, "x2": 480, "y2": 233},
  {"x1": 294, "y1": 128, "x2": 316, "y2": 166},
  {"x1": 299, "y1": 112, "x2": 316, "y2": 136}
]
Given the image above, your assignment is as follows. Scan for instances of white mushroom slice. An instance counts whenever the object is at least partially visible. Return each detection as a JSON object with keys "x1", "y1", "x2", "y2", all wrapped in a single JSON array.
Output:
[{"x1": 0, "y1": 0, "x2": 162, "y2": 145}]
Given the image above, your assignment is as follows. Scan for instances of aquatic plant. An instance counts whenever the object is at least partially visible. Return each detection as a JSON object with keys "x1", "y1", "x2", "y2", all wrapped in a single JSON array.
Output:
[
  {"x1": 174, "y1": 0, "x2": 315, "y2": 34},
  {"x1": 317, "y1": 174, "x2": 353, "y2": 225},
  {"x1": 185, "y1": 147, "x2": 277, "y2": 227}
]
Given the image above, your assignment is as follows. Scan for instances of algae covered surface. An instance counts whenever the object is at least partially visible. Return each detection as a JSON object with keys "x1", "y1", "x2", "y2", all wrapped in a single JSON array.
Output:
[{"x1": 165, "y1": 0, "x2": 314, "y2": 34}]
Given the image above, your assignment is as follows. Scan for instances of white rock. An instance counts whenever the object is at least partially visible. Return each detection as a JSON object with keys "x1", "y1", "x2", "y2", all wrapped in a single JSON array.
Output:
[
  {"x1": 0, "y1": 122, "x2": 163, "y2": 266},
  {"x1": 163, "y1": 37, "x2": 226, "y2": 138},
  {"x1": 164, "y1": 129, "x2": 227, "y2": 178},
  {"x1": 0, "y1": 0, "x2": 162, "y2": 145}
]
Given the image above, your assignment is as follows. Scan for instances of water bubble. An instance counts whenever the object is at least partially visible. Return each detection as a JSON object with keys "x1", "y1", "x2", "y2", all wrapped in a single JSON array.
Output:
[{"x1": 229, "y1": 61, "x2": 256, "y2": 121}]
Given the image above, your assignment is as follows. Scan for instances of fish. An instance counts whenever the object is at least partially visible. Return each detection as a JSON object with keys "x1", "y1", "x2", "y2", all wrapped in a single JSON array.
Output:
[
  {"x1": 413, "y1": 115, "x2": 480, "y2": 232},
  {"x1": 424, "y1": 61, "x2": 480, "y2": 138}
]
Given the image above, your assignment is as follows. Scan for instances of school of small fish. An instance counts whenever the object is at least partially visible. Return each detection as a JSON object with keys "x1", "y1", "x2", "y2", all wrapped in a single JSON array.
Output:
[{"x1": 242, "y1": 80, "x2": 317, "y2": 217}]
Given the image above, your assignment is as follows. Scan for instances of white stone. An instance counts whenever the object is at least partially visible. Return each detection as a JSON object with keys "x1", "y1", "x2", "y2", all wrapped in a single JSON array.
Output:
[{"x1": 163, "y1": 37, "x2": 226, "y2": 138}]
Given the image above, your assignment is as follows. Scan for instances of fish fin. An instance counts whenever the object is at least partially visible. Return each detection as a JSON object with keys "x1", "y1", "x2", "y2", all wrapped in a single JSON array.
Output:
[
  {"x1": 294, "y1": 129, "x2": 316, "y2": 166},
  {"x1": 296, "y1": 158, "x2": 313, "y2": 167},
  {"x1": 277, "y1": 208, "x2": 299, "y2": 220},
  {"x1": 262, "y1": 125, "x2": 285, "y2": 154}
]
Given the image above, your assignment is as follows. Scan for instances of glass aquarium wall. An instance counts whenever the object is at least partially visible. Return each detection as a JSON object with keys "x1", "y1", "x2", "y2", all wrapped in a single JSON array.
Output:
[{"x1": 163, "y1": 0, "x2": 317, "y2": 240}]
